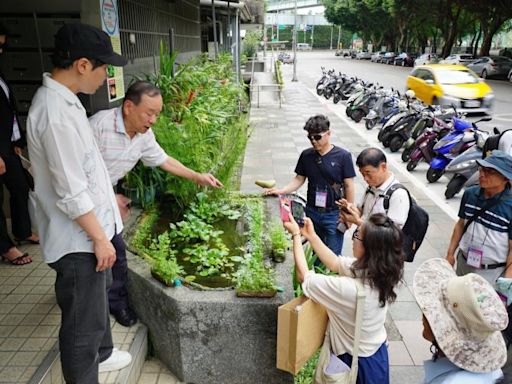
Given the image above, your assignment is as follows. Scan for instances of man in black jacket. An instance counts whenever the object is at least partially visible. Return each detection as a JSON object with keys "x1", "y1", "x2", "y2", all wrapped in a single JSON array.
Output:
[{"x1": 0, "y1": 22, "x2": 38, "y2": 265}]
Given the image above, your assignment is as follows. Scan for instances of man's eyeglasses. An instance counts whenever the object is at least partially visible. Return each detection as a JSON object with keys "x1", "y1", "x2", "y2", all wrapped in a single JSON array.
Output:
[
  {"x1": 352, "y1": 227, "x2": 362, "y2": 242},
  {"x1": 308, "y1": 131, "x2": 328, "y2": 142}
]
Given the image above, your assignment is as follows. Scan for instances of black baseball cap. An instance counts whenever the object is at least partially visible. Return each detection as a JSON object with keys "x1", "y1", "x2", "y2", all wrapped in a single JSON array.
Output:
[{"x1": 54, "y1": 23, "x2": 127, "y2": 67}]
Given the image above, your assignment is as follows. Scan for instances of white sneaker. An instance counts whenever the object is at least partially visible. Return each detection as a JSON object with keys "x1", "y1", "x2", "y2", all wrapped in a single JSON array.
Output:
[{"x1": 98, "y1": 349, "x2": 132, "y2": 372}]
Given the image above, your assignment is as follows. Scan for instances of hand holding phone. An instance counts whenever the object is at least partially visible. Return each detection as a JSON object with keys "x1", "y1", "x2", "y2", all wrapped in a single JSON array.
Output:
[{"x1": 290, "y1": 200, "x2": 306, "y2": 227}]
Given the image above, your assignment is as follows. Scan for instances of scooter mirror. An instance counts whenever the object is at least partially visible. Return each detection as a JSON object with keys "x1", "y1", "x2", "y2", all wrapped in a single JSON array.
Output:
[
  {"x1": 493, "y1": 127, "x2": 500, "y2": 134},
  {"x1": 475, "y1": 116, "x2": 492, "y2": 124}
]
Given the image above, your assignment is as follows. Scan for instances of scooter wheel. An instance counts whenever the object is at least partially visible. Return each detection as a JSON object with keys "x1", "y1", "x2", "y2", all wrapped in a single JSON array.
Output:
[
  {"x1": 324, "y1": 89, "x2": 332, "y2": 99},
  {"x1": 389, "y1": 136, "x2": 404, "y2": 152},
  {"x1": 333, "y1": 95, "x2": 341, "y2": 104},
  {"x1": 352, "y1": 109, "x2": 364, "y2": 123},
  {"x1": 377, "y1": 128, "x2": 388, "y2": 142},
  {"x1": 401, "y1": 146, "x2": 413, "y2": 162},
  {"x1": 365, "y1": 119, "x2": 377, "y2": 130},
  {"x1": 345, "y1": 106, "x2": 352, "y2": 117},
  {"x1": 427, "y1": 167, "x2": 444, "y2": 183},
  {"x1": 316, "y1": 88, "x2": 323, "y2": 96},
  {"x1": 407, "y1": 159, "x2": 419, "y2": 171},
  {"x1": 445, "y1": 175, "x2": 467, "y2": 199}
]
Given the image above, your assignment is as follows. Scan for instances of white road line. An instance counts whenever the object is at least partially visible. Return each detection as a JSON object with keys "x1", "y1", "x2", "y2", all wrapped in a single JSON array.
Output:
[{"x1": 307, "y1": 87, "x2": 459, "y2": 221}]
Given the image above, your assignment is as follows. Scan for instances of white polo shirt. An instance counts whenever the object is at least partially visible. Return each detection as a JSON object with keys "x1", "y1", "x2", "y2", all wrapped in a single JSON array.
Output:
[
  {"x1": 26, "y1": 73, "x2": 122, "y2": 264},
  {"x1": 88, "y1": 107, "x2": 167, "y2": 185},
  {"x1": 358, "y1": 174, "x2": 410, "y2": 228}
]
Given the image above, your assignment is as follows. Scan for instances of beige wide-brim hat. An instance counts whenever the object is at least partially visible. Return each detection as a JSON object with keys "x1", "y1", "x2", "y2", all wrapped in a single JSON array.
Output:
[{"x1": 413, "y1": 258, "x2": 508, "y2": 372}]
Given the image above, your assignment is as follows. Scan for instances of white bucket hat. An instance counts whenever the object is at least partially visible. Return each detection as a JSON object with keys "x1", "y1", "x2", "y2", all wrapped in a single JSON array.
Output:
[{"x1": 413, "y1": 258, "x2": 508, "y2": 372}]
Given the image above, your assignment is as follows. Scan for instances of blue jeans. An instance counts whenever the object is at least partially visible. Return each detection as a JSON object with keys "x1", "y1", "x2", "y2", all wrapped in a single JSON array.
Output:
[{"x1": 305, "y1": 206, "x2": 344, "y2": 256}]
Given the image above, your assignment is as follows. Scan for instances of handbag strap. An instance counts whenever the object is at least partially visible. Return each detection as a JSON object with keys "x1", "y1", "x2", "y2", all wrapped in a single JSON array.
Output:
[
  {"x1": 349, "y1": 279, "x2": 366, "y2": 377},
  {"x1": 314, "y1": 154, "x2": 343, "y2": 199}
]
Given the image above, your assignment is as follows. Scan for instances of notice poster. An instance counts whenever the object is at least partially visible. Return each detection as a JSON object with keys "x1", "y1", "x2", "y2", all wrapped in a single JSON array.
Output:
[{"x1": 100, "y1": 0, "x2": 125, "y2": 102}]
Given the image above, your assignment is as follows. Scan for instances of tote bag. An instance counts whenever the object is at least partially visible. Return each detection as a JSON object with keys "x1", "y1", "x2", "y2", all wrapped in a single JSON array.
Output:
[
  {"x1": 314, "y1": 280, "x2": 366, "y2": 384},
  {"x1": 276, "y1": 295, "x2": 328, "y2": 375}
]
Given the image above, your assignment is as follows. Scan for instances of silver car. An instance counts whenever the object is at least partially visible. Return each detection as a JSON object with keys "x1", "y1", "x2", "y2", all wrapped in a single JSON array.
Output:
[
  {"x1": 467, "y1": 56, "x2": 512, "y2": 79},
  {"x1": 440, "y1": 54, "x2": 474, "y2": 65}
]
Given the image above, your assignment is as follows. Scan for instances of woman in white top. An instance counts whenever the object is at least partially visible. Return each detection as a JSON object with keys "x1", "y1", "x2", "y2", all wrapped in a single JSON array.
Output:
[{"x1": 284, "y1": 213, "x2": 404, "y2": 384}]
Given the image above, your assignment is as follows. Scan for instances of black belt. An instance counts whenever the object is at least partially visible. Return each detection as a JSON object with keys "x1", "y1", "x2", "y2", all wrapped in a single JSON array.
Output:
[
  {"x1": 307, "y1": 205, "x2": 339, "y2": 213},
  {"x1": 460, "y1": 251, "x2": 506, "y2": 270}
]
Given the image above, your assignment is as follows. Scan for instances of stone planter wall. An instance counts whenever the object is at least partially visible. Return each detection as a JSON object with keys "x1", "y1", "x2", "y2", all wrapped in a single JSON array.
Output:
[{"x1": 126, "y1": 198, "x2": 295, "y2": 384}]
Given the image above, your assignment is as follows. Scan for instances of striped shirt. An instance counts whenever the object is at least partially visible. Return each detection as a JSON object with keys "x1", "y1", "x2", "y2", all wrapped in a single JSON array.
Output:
[
  {"x1": 459, "y1": 186, "x2": 512, "y2": 267},
  {"x1": 89, "y1": 107, "x2": 167, "y2": 185}
]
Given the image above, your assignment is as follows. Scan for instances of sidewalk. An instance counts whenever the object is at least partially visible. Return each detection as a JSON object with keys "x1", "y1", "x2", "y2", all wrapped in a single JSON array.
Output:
[{"x1": 241, "y1": 65, "x2": 457, "y2": 383}]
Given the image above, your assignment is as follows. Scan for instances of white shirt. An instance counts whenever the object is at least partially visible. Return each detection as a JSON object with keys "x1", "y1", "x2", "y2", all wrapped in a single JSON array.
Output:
[
  {"x1": 88, "y1": 107, "x2": 167, "y2": 185},
  {"x1": 26, "y1": 73, "x2": 122, "y2": 264},
  {"x1": 359, "y1": 174, "x2": 410, "y2": 228},
  {"x1": 302, "y1": 257, "x2": 388, "y2": 357}
]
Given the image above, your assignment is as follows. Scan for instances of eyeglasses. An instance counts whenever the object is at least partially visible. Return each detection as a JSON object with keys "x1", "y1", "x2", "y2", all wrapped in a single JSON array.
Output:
[
  {"x1": 352, "y1": 227, "x2": 363, "y2": 242},
  {"x1": 308, "y1": 131, "x2": 328, "y2": 142},
  {"x1": 479, "y1": 166, "x2": 502, "y2": 177}
]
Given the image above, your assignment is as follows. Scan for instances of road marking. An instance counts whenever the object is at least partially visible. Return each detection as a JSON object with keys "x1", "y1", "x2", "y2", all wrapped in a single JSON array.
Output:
[
  {"x1": 492, "y1": 114, "x2": 512, "y2": 122},
  {"x1": 306, "y1": 87, "x2": 459, "y2": 221}
]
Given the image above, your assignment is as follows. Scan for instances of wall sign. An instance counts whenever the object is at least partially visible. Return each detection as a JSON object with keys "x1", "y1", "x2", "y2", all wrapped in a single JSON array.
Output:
[{"x1": 100, "y1": 0, "x2": 125, "y2": 102}]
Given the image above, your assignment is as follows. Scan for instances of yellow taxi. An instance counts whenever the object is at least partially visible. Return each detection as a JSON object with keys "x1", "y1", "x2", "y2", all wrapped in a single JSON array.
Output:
[{"x1": 406, "y1": 64, "x2": 494, "y2": 113}]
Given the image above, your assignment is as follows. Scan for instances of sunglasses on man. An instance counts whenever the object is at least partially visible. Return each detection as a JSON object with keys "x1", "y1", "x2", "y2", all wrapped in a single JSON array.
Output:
[{"x1": 308, "y1": 131, "x2": 328, "y2": 142}]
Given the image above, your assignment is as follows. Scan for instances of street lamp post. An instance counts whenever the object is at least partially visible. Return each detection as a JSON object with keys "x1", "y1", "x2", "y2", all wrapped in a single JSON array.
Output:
[{"x1": 292, "y1": 0, "x2": 298, "y2": 81}]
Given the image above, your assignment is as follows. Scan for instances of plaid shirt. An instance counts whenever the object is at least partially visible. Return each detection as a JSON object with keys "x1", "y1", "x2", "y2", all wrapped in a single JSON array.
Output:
[{"x1": 88, "y1": 107, "x2": 167, "y2": 185}]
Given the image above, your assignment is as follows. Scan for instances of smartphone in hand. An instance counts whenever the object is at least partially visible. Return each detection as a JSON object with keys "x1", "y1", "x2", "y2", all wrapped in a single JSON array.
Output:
[{"x1": 290, "y1": 200, "x2": 306, "y2": 227}]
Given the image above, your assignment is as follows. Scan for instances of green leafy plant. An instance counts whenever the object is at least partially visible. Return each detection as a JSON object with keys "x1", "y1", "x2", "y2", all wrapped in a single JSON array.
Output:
[
  {"x1": 268, "y1": 219, "x2": 289, "y2": 263},
  {"x1": 129, "y1": 208, "x2": 159, "y2": 254},
  {"x1": 149, "y1": 232, "x2": 184, "y2": 285},
  {"x1": 124, "y1": 162, "x2": 166, "y2": 207},
  {"x1": 235, "y1": 258, "x2": 277, "y2": 292},
  {"x1": 242, "y1": 30, "x2": 262, "y2": 60}
]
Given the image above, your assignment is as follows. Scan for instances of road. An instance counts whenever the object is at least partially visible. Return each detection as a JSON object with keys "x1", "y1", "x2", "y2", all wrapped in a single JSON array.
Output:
[{"x1": 276, "y1": 50, "x2": 512, "y2": 219}]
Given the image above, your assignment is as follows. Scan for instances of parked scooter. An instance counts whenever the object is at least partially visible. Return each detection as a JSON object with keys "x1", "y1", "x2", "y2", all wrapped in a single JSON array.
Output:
[
  {"x1": 426, "y1": 116, "x2": 492, "y2": 183},
  {"x1": 406, "y1": 122, "x2": 451, "y2": 171},
  {"x1": 443, "y1": 127, "x2": 492, "y2": 199},
  {"x1": 316, "y1": 67, "x2": 334, "y2": 96},
  {"x1": 364, "y1": 90, "x2": 400, "y2": 130}
]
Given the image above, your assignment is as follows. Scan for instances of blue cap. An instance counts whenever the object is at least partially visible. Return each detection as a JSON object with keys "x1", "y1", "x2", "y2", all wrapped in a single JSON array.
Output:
[{"x1": 477, "y1": 150, "x2": 512, "y2": 180}]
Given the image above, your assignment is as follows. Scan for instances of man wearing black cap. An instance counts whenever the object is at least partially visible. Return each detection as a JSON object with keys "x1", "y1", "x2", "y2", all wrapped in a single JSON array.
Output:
[
  {"x1": 26, "y1": 23, "x2": 131, "y2": 382},
  {"x1": 446, "y1": 150, "x2": 512, "y2": 285}
]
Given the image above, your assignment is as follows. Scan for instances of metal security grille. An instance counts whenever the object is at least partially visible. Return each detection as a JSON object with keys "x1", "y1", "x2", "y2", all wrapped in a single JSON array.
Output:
[{"x1": 118, "y1": 0, "x2": 200, "y2": 60}]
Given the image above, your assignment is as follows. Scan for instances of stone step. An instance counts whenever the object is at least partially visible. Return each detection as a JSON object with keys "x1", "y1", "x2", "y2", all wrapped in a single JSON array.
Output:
[
  {"x1": 137, "y1": 357, "x2": 182, "y2": 384},
  {"x1": 27, "y1": 321, "x2": 147, "y2": 384}
]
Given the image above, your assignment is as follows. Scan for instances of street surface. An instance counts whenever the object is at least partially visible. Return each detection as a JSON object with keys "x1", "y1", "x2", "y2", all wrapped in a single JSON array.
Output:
[{"x1": 277, "y1": 50, "x2": 512, "y2": 219}]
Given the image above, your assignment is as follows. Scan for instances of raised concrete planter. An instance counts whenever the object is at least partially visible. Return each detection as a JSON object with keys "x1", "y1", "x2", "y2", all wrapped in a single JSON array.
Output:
[{"x1": 126, "y1": 198, "x2": 295, "y2": 384}]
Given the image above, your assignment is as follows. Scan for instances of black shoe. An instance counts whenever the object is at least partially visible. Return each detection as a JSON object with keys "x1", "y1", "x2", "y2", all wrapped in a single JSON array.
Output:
[{"x1": 112, "y1": 308, "x2": 138, "y2": 327}]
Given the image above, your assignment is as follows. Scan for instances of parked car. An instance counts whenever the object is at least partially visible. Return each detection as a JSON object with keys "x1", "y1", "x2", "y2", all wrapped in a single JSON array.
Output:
[
  {"x1": 382, "y1": 52, "x2": 397, "y2": 64},
  {"x1": 371, "y1": 51, "x2": 387, "y2": 62},
  {"x1": 297, "y1": 43, "x2": 312, "y2": 51},
  {"x1": 406, "y1": 64, "x2": 494, "y2": 113},
  {"x1": 466, "y1": 56, "x2": 512, "y2": 79},
  {"x1": 440, "y1": 53, "x2": 475, "y2": 65},
  {"x1": 393, "y1": 52, "x2": 416, "y2": 67},
  {"x1": 414, "y1": 53, "x2": 439, "y2": 66},
  {"x1": 356, "y1": 51, "x2": 372, "y2": 60},
  {"x1": 278, "y1": 52, "x2": 294, "y2": 64},
  {"x1": 509, "y1": 68, "x2": 512, "y2": 82}
]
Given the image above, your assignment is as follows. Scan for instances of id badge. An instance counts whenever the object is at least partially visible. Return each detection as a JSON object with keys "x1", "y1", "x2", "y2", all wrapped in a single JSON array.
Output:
[
  {"x1": 466, "y1": 246, "x2": 483, "y2": 269},
  {"x1": 315, "y1": 191, "x2": 327, "y2": 208}
]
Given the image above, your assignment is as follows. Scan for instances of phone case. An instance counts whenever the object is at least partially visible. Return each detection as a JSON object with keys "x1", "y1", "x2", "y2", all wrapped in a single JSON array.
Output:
[{"x1": 279, "y1": 196, "x2": 291, "y2": 222}]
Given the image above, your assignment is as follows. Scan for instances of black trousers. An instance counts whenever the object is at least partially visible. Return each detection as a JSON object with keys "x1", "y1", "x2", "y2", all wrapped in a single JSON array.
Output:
[
  {"x1": 0, "y1": 152, "x2": 32, "y2": 253},
  {"x1": 49, "y1": 252, "x2": 113, "y2": 384},
  {"x1": 108, "y1": 232, "x2": 130, "y2": 312}
]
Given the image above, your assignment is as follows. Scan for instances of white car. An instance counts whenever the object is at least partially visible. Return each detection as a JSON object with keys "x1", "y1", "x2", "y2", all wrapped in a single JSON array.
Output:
[
  {"x1": 356, "y1": 51, "x2": 372, "y2": 60},
  {"x1": 414, "y1": 53, "x2": 439, "y2": 66},
  {"x1": 440, "y1": 54, "x2": 475, "y2": 65},
  {"x1": 297, "y1": 43, "x2": 312, "y2": 51}
]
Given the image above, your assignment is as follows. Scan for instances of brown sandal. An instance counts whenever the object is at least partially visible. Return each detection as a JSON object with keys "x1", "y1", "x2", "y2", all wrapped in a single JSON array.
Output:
[{"x1": 1, "y1": 252, "x2": 32, "y2": 265}]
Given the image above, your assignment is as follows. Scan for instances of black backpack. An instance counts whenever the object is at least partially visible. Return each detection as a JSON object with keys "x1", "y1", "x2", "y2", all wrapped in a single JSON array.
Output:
[
  {"x1": 482, "y1": 129, "x2": 512, "y2": 158},
  {"x1": 383, "y1": 184, "x2": 429, "y2": 262}
]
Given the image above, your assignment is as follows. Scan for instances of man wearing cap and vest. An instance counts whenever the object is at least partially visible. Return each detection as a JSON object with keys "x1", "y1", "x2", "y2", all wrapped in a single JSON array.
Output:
[
  {"x1": 446, "y1": 150, "x2": 512, "y2": 284},
  {"x1": 89, "y1": 80, "x2": 223, "y2": 327},
  {"x1": 26, "y1": 23, "x2": 132, "y2": 382}
]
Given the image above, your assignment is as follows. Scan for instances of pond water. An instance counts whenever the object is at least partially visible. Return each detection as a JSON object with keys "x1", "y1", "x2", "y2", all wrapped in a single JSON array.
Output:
[{"x1": 154, "y1": 214, "x2": 247, "y2": 289}]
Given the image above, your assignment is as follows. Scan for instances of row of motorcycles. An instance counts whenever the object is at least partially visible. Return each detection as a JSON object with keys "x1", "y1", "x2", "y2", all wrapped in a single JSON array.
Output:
[{"x1": 316, "y1": 67, "x2": 493, "y2": 199}]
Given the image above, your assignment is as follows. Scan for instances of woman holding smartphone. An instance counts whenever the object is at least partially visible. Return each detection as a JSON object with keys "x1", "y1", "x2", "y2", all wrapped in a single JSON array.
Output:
[{"x1": 284, "y1": 213, "x2": 404, "y2": 383}]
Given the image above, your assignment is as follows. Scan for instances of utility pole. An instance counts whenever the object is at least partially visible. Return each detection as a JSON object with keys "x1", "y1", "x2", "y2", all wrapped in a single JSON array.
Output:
[
  {"x1": 292, "y1": 0, "x2": 298, "y2": 81},
  {"x1": 276, "y1": 10, "x2": 279, "y2": 41},
  {"x1": 311, "y1": 25, "x2": 314, "y2": 49},
  {"x1": 330, "y1": 24, "x2": 333, "y2": 50}
]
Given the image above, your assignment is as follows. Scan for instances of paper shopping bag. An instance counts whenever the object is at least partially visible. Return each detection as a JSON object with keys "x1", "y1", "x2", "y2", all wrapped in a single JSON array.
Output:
[{"x1": 276, "y1": 295, "x2": 328, "y2": 375}]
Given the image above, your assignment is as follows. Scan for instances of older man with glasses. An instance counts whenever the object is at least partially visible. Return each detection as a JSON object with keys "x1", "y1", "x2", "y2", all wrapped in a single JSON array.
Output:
[
  {"x1": 446, "y1": 150, "x2": 512, "y2": 284},
  {"x1": 265, "y1": 114, "x2": 355, "y2": 256}
]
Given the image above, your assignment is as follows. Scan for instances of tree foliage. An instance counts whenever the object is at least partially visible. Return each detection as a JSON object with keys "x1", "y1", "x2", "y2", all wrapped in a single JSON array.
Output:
[{"x1": 321, "y1": 0, "x2": 512, "y2": 56}]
